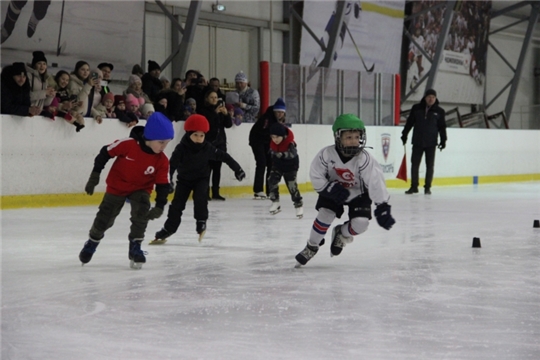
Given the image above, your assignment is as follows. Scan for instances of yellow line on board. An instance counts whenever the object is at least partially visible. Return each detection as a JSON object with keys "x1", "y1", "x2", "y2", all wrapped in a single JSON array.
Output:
[{"x1": 362, "y1": 2, "x2": 404, "y2": 18}]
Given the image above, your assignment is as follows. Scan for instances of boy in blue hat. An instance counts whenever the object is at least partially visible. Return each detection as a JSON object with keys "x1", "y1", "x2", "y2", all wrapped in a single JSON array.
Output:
[{"x1": 79, "y1": 112, "x2": 174, "y2": 269}]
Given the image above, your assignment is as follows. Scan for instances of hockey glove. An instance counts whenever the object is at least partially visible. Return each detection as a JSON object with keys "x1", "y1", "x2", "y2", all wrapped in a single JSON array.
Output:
[
  {"x1": 85, "y1": 172, "x2": 100, "y2": 195},
  {"x1": 321, "y1": 181, "x2": 349, "y2": 205},
  {"x1": 146, "y1": 207, "x2": 163, "y2": 220},
  {"x1": 438, "y1": 142, "x2": 446, "y2": 151},
  {"x1": 235, "y1": 169, "x2": 246, "y2": 181},
  {"x1": 401, "y1": 135, "x2": 407, "y2": 145},
  {"x1": 374, "y1": 203, "x2": 395, "y2": 230}
]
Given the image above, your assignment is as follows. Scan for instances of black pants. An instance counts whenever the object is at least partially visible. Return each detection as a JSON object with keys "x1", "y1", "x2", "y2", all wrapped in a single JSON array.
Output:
[
  {"x1": 163, "y1": 177, "x2": 209, "y2": 234},
  {"x1": 411, "y1": 145, "x2": 436, "y2": 189},
  {"x1": 268, "y1": 168, "x2": 303, "y2": 207},
  {"x1": 89, "y1": 191, "x2": 150, "y2": 241},
  {"x1": 209, "y1": 159, "x2": 223, "y2": 196},
  {"x1": 250, "y1": 142, "x2": 272, "y2": 194}
]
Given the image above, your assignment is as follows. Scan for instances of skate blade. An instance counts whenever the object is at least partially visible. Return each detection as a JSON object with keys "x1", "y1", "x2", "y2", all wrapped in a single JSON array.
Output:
[
  {"x1": 296, "y1": 214, "x2": 303, "y2": 219},
  {"x1": 294, "y1": 261, "x2": 304, "y2": 268},
  {"x1": 270, "y1": 208, "x2": 281, "y2": 215},
  {"x1": 198, "y1": 230, "x2": 206, "y2": 242},
  {"x1": 130, "y1": 260, "x2": 143, "y2": 270},
  {"x1": 149, "y1": 238, "x2": 167, "y2": 245}
]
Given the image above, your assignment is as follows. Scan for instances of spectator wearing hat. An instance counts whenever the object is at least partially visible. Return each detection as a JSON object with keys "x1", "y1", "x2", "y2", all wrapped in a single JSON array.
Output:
[
  {"x1": 26, "y1": 50, "x2": 56, "y2": 112},
  {"x1": 248, "y1": 97, "x2": 286, "y2": 199},
  {"x1": 114, "y1": 95, "x2": 138, "y2": 127},
  {"x1": 94, "y1": 92, "x2": 116, "y2": 118},
  {"x1": 401, "y1": 88, "x2": 447, "y2": 195},
  {"x1": 267, "y1": 122, "x2": 303, "y2": 218},
  {"x1": 1, "y1": 62, "x2": 41, "y2": 116},
  {"x1": 141, "y1": 60, "x2": 163, "y2": 103},
  {"x1": 97, "y1": 62, "x2": 114, "y2": 97},
  {"x1": 124, "y1": 74, "x2": 151, "y2": 108},
  {"x1": 233, "y1": 71, "x2": 260, "y2": 123},
  {"x1": 78, "y1": 112, "x2": 175, "y2": 269},
  {"x1": 150, "y1": 114, "x2": 246, "y2": 245},
  {"x1": 68, "y1": 60, "x2": 100, "y2": 120}
]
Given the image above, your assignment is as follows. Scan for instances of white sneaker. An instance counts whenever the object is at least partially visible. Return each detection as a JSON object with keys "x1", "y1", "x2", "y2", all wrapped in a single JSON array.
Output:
[
  {"x1": 269, "y1": 201, "x2": 281, "y2": 215},
  {"x1": 295, "y1": 206, "x2": 303, "y2": 219},
  {"x1": 254, "y1": 192, "x2": 267, "y2": 200}
]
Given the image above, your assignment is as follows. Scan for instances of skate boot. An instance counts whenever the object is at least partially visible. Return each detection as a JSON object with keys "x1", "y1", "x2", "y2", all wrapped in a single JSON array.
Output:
[
  {"x1": 128, "y1": 239, "x2": 146, "y2": 270},
  {"x1": 405, "y1": 187, "x2": 418, "y2": 194},
  {"x1": 330, "y1": 223, "x2": 353, "y2": 257},
  {"x1": 295, "y1": 242, "x2": 319, "y2": 267},
  {"x1": 269, "y1": 201, "x2": 281, "y2": 215},
  {"x1": 149, "y1": 227, "x2": 172, "y2": 245},
  {"x1": 253, "y1": 192, "x2": 267, "y2": 200},
  {"x1": 295, "y1": 206, "x2": 304, "y2": 219},
  {"x1": 79, "y1": 238, "x2": 100, "y2": 265},
  {"x1": 196, "y1": 220, "x2": 207, "y2": 242}
]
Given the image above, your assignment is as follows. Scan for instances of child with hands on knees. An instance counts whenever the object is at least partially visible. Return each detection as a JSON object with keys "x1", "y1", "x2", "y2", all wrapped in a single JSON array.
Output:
[
  {"x1": 79, "y1": 112, "x2": 174, "y2": 270},
  {"x1": 151, "y1": 114, "x2": 246, "y2": 244},
  {"x1": 295, "y1": 114, "x2": 396, "y2": 267}
]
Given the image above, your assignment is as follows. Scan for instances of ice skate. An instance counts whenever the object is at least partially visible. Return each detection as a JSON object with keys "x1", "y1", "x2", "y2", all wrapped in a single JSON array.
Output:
[
  {"x1": 128, "y1": 239, "x2": 146, "y2": 270},
  {"x1": 253, "y1": 192, "x2": 267, "y2": 200},
  {"x1": 79, "y1": 239, "x2": 100, "y2": 265},
  {"x1": 269, "y1": 201, "x2": 281, "y2": 215},
  {"x1": 295, "y1": 242, "x2": 319, "y2": 267},
  {"x1": 149, "y1": 227, "x2": 172, "y2": 245},
  {"x1": 330, "y1": 224, "x2": 353, "y2": 257},
  {"x1": 196, "y1": 220, "x2": 207, "y2": 242},
  {"x1": 295, "y1": 206, "x2": 303, "y2": 219}
]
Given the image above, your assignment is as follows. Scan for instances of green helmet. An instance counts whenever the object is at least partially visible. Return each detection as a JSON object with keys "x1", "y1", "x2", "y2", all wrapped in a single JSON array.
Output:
[{"x1": 332, "y1": 114, "x2": 366, "y2": 157}]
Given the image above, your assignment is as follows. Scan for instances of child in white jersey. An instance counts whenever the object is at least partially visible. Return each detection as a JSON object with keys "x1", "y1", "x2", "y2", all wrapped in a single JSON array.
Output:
[{"x1": 295, "y1": 114, "x2": 396, "y2": 267}]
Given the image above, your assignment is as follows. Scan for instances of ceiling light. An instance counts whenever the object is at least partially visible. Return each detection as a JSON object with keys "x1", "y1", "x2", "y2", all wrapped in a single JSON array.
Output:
[{"x1": 212, "y1": 3, "x2": 226, "y2": 12}]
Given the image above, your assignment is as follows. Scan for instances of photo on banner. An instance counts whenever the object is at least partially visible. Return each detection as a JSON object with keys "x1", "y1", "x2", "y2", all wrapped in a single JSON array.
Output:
[{"x1": 405, "y1": 0, "x2": 492, "y2": 104}]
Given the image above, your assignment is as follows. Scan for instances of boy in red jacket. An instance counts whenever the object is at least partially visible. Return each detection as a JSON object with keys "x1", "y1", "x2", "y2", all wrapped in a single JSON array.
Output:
[
  {"x1": 79, "y1": 112, "x2": 174, "y2": 269},
  {"x1": 268, "y1": 122, "x2": 303, "y2": 218}
]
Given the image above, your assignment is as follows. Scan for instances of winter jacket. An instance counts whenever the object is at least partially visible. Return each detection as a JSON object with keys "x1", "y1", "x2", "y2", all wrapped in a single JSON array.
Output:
[
  {"x1": 236, "y1": 87, "x2": 260, "y2": 123},
  {"x1": 270, "y1": 126, "x2": 299, "y2": 173},
  {"x1": 0, "y1": 65, "x2": 31, "y2": 116},
  {"x1": 25, "y1": 65, "x2": 54, "y2": 110},
  {"x1": 402, "y1": 97, "x2": 447, "y2": 148},
  {"x1": 141, "y1": 73, "x2": 163, "y2": 103},
  {"x1": 198, "y1": 103, "x2": 233, "y2": 151},
  {"x1": 249, "y1": 105, "x2": 279, "y2": 147},
  {"x1": 68, "y1": 75, "x2": 93, "y2": 116}
]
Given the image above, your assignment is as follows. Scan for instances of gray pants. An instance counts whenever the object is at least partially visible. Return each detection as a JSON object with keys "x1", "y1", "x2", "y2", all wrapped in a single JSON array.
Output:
[{"x1": 89, "y1": 191, "x2": 150, "y2": 241}]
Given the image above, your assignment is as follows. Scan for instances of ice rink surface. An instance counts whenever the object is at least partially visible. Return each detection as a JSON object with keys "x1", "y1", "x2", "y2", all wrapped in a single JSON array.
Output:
[{"x1": 2, "y1": 183, "x2": 540, "y2": 359}]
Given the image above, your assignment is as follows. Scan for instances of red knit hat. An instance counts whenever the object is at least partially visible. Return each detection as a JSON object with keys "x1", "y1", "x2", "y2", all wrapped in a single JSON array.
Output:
[{"x1": 184, "y1": 114, "x2": 209, "y2": 133}]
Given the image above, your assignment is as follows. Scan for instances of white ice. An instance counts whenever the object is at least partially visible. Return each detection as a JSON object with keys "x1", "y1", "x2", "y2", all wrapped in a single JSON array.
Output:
[{"x1": 2, "y1": 183, "x2": 540, "y2": 359}]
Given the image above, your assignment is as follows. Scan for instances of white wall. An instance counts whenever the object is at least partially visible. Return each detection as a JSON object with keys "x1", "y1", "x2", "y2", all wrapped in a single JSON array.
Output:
[{"x1": 1, "y1": 114, "x2": 539, "y2": 197}]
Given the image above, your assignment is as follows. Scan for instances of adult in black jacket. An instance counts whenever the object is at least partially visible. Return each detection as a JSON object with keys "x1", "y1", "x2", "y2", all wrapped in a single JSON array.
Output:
[
  {"x1": 152, "y1": 115, "x2": 245, "y2": 244},
  {"x1": 198, "y1": 90, "x2": 233, "y2": 200},
  {"x1": 401, "y1": 89, "x2": 447, "y2": 195},
  {"x1": 1, "y1": 62, "x2": 40, "y2": 116},
  {"x1": 141, "y1": 60, "x2": 163, "y2": 103},
  {"x1": 248, "y1": 98, "x2": 287, "y2": 199}
]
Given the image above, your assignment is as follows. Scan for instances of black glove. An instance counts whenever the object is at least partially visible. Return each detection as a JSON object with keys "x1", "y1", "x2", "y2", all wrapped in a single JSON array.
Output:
[
  {"x1": 168, "y1": 183, "x2": 175, "y2": 194},
  {"x1": 438, "y1": 142, "x2": 446, "y2": 151},
  {"x1": 146, "y1": 207, "x2": 163, "y2": 220},
  {"x1": 321, "y1": 181, "x2": 349, "y2": 205},
  {"x1": 374, "y1": 203, "x2": 395, "y2": 230},
  {"x1": 85, "y1": 172, "x2": 100, "y2": 195},
  {"x1": 235, "y1": 169, "x2": 246, "y2": 181},
  {"x1": 401, "y1": 135, "x2": 407, "y2": 145}
]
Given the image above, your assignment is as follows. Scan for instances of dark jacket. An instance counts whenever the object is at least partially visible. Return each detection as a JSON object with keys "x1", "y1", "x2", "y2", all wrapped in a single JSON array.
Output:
[
  {"x1": 141, "y1": 73, "x2": 163, "y2": 103},
  {"x1": 157, "y1": 89, "x2": 184, "y2": 121},
  {"x1": 402, "y1": 97, "x2": 447, "y2": 148},
  {"x1": 170, "y1": 133, "x2": 242, "y2": 182},
  {"x1": 198, "y1": 104, "x2": 233, "y2": 151},
  {"x1": 249, "y1": 105, "x2": 279, "y2": 147},
  {"x1": 1, "y1": 65, "x2": 31, "y2": 116}
]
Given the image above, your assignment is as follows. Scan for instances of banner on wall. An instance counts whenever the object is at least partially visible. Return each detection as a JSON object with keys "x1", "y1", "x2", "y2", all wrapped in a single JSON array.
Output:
[
  {"x1": 0, "y1": 1, "x2": 144, "y2": 80},
  {"x1": 405, "y1": 0, "x2": 492, "y2": 104},
  {"x1": 299, "y1": 0, "x2": 405, "y2": 75}
]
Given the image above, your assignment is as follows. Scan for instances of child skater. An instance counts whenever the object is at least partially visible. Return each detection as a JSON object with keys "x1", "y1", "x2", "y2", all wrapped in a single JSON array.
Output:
[
  {"x1": 79, "y1": 112, "x2": 175, "y2": 269},
  {"x1": 295, "y1": 114, "x2": 396, "y2": 267},
  {"x1": 267, "y1": 122, "x2": 303, "y2": 219},
  {"x1": 150, "y1": 114, "x2": 246, "y2": 244}
]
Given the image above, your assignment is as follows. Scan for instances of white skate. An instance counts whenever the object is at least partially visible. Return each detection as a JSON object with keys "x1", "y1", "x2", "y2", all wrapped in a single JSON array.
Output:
[{"x1": 269, "y1": 201, "x2": 281, "y2": 215}]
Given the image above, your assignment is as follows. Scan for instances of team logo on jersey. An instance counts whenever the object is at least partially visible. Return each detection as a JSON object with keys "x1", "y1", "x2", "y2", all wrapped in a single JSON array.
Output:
[
  {"x1": 381, "y1": 133, "x2": 390, "y2": 162},
  {"x1": 144, "y1": 166, "x2": 155, "y2": 175},
  {"x1": 334, "y1": 167, "x2": 355, "y2": 188}
]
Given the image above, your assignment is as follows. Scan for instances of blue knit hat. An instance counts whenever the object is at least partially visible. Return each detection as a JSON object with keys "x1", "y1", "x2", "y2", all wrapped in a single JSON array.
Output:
[
  {"x1": 144, "y1": 112, "x2": 174, "y2": 140},
  {"x1": 273, "y1": 98, "x2": 286, "y2": 112}
]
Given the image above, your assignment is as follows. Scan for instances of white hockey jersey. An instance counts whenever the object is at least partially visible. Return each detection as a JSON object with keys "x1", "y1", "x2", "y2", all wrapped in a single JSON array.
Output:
[{"x1": 310, "y1": 145, "x2": 390, "y2": 205}]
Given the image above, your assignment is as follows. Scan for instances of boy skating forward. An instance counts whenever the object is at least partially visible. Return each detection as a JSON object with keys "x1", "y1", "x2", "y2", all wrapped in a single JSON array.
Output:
[
  {"x1": 79, "y1": 112, "x2": 174, "y2": 269},
  {"x1": 151, "y1": 114, "x2": 245, "y2": 244},
  {"x1": 295, "y1": 114, "x2": 395, "y2": 267}
]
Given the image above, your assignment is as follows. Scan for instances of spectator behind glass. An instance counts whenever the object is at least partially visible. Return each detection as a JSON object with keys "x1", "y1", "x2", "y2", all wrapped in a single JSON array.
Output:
[
  {"x1": 53, "y1": 70, "x2": 85, "y2": 131},
  {"x1": 68, "y1": 60, "x2": 98, "y2": 118},
  {"x1": 206, "y1": 77, "x2": 226, "y2": 103},
  {"x1": 197, "y1": 90, "x2": 233, "y2": 201},
  {"x1": 94, "y1": 92, "x2": 116, "y2": 118},
  {"x1": 25, "y1": 50, "x2": 56, "y2": 113},
  {"x1": 125, "y1": 93, "x2": 143, "y2": 119},
  {"x1": 141, "y1": 60, "x2": 163, "y2": 103},
  {"x1": 184, "y1": 69, "x2": 205, "y2": 108},
  {"x1": 131, "y1": 64, "x2": 144, "y2": 79},
  {"x1": 157, "y1": 77, "x2": 186, "y2": 121},
  {"x1": 124, "y1": 74, "x2": 150, "y2": 106},
  {"x1": 114, "y1": 95, "x2": 138, "y2": 128},
  {"x1": 160, "y1": 76, "x2": 170, "y2": 90},
  {"x1": 234, "y1": 71, "x2": 260, "y2": 123},
  {"x1": 97, "y1": 62, "x2": 114, "y2": 96},
  {"x1": 185, "y1": 97, "x2": 197, "y2": 115},
  {"x1": 89, "y1": 68, "x2": 104, "y2": 123},
  {"x1": 0, "y1": 62, "x2": 40, "y2": 116}
]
